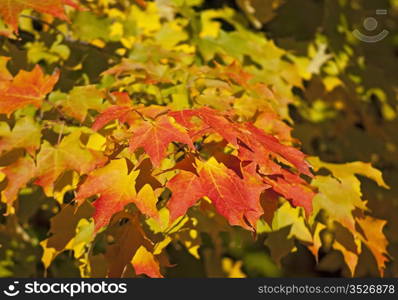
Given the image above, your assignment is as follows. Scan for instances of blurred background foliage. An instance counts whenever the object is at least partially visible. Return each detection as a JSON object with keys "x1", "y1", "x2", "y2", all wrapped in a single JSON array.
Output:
[{"x1": 0, "y1": 0, "x2": 397, "y2": 277}]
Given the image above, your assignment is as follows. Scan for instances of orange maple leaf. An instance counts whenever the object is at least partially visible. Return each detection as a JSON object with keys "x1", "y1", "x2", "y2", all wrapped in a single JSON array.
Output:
[{"x1": 195, "y1": 158, "x2": 266, "y2": 230}]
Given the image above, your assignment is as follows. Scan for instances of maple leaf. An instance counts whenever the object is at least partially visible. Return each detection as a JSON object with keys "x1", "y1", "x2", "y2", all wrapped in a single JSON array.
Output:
[
  {"x1": 265, "y1": 176, "x2": 314, "y2": 216},
  {"x1": 131, "y1": 246, "x2": 163, "y2": 278},
  {"x1": 254, "y1": 111, "x2": 294, "y2": 143},
  {"x1": 0, "y1": 56, "x2": 12, "y2": 81},
  {"x1": 271, "y1": 201, "x2": 313, "y2": 243},
  {"x1": 0, "y1": 0, "x2": 391, "y2": 281},
  {"x1": 129, "y1": 115, "x2": 194, "y2": 167},
  {"x1": 92, "y1": 105, "x2": 133, "y2": 131},
  {"x1": 0, "y1": 0, "x2": 79, "y2": 32},
  {"x1": 240, "y1": 123, "x2": 312, "y2": 177},
  {"x1": 333, "y1": 241, "x2": 359, "y2": 277},
  {"x1": 135, "y1": 184, "x2": 159, "y2": 221},
  {"x1": 0, "y1": 116, "x2": 41, "y2": 155},
  {"x1": 308, "y1": 157, "x2": 389, "y2": 189},
  {"x1": 308, "y1": 222, "x2": 326, "y2": 263},
  {"x1": 35, "y1": 130, "x2": 106, "y2": 196},
  {"x1": 168, "y1": 110, "x2": 197, "y2": 129},
  {"x1": 74, "y1": 159, "x2": 139, "y2": 233},
  {"x1": 166, "y1": 170, "x2": 204, "y2": 222},
  {"x1": 0, "y1": 156, "x2": 35, "y2": 210},
  {"x1": 62, "y1": 0, "x2": 80, "y2": 10},
  {"x1": 0, "y1": 65, "x2": 59, "y2": 115},
  {"x1": 104, "y1": 212, "x2": 151, "y2": 277},
  {"x1": 92, "y1": 95, "x2": 169, "y2": 131},
  {"x1": 111, "y1": 91, "x2": 132, "y2": 106},
  {"x1": 195, "y1": 157, "x2": 266, "y2": 230},
  {"x1": 311, "y1": 176, "x2": 366, "y2": 232},
  {"x1": 59, "y1": 85, "x2": 105, "y2": 122},
  {"x1": 133, "y1": 0, "x2": 147, "y2": 9}
]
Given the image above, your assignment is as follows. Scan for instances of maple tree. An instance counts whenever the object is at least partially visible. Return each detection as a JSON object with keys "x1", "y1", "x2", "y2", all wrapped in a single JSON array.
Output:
[{"x1": 0, "y1": 0, "x2": 395, "y2": 278}]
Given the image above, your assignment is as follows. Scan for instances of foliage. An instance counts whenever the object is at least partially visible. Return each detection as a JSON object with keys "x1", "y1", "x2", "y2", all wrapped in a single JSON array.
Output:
[{"x1": 0, "y1": 0, "x2": 395, "y2": 278}]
